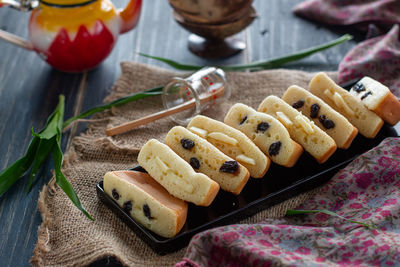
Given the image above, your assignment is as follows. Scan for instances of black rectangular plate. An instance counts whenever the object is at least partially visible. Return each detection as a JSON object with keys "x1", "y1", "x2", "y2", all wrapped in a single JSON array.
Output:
[{"x1": 97, "y1": 125, "x2": 398, "y2": 255}]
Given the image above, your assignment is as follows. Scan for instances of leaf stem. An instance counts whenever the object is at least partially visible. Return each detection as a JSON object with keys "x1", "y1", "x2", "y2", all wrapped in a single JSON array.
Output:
[
  {"x1": 62, "y1": 86, "x2": 163, "y2": 129},
  {"x1": 139, "y1": 34, "x2": 353, "y2": 71},
  {"x1": 286, "y1": 209, "x2": 376, "y2": 228}
]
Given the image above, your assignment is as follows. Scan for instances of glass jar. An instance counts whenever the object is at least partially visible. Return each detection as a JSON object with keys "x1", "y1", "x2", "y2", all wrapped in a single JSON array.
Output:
[{"x1": 162, "y1": 67, "x2": 230, "y2": 125}]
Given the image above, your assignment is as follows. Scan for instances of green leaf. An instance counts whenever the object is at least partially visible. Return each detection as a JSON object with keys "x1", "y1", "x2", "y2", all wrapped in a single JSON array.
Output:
[
  {"x1": 0, "y1": 96, "x2": 67, "y2": 197},
  {"x1": 62, "y1": 86, "x2": 163, "y2": 129},
  {"x1": 32, "y1": 114, "x2": 59, "y2": 140},
  {"x1": 286, "y1": 209, "x2": 376, "y2": 228},
  {"x1": 139, "y1": 34, "x2": 353, "y2": 71},
  {"x1": 33, "y1": 97, "x2": 65, "y2": 139},
  {"x1": 26, "y1": 96, "x2": 66, "y2": 194},
  {"x1": 138, "y1": 53, "x2": 201, "y2": 71},
  {"x1": 26, "y1": 137, "x2": 55, "y2": 194},
  {"x1": 51, "y1": 95, "x2": 93, "y2": 220},
  {"x1": 0, "y1": 137, "x2": 40, "y2": 196},
  {"x1": 51, "y1": 143, "x2": 93, "y2": 221},
  {"x1": 1, "y1": 84, "x2": 163, "y2": 219}
]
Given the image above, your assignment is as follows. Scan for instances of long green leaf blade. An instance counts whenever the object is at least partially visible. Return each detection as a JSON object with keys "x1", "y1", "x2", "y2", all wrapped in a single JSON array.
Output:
[
  {"x1": 34, "y1": 97, "x2": 65, "y2": 139},
  {"x1": 286, "y1": 209, "x2": 375, "y2": 228},
  {"x1": 0, "y1": 137, "x2": 40, "y2": 196},
  {"x1": 26, "y1": 96, "x2": 66, "y2": 193},
  {"x1": 26, "y1": 138, "x2": 55, "y2": 194},
  {"x1": 139, "y1": 53, "x2": 201, "y2": 71},
  {"x1": 222, "y1": 34, "x2": 352, "y2": 70},
  {"x1": 138, "y1": 53, "x2": 201, "y2": 70},
  {"x1": 139, "y1": 34, "x2": 352, "y2": 71},
  {"x1": 51, "y1": 145, "x2": 93, "y2": 220},
  {"x1": 52, "y1": 95, "x2": 93, "y2": 220},
  {"x1": 0, "y1": 95, "x2": 67, "y2": 196},
  {"x1": 62, "y1": 86, "x2": 163, "y2": 129}
]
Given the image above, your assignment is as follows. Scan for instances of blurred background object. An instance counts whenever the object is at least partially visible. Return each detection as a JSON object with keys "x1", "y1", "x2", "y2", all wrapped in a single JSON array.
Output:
[
  {"x1": 169, "y1": 0, "x2": 257, "y2": 58},
  {"x1": 0, "y1": 0, "x2": 142, "y2": 72}
]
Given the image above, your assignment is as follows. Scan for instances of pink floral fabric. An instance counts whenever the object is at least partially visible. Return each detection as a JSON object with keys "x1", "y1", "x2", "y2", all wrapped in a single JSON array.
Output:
[
  {"x1": 338, "y1": 24, "x2": 400, "y2": 96},
  {"x1": 177, "y1": 137, "x2": 400, "y2": 266},
  {"x1": 293, "y1": 0, "x2": 400, "y2": 31},
  {"x1": 294, "y1": 0, "x2": 400, "y2": 98}
]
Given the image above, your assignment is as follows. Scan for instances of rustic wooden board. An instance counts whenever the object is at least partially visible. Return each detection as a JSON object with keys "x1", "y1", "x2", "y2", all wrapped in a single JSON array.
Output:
[{"x1": 0, "y1": 0, "x2": 358, "y2": 265}]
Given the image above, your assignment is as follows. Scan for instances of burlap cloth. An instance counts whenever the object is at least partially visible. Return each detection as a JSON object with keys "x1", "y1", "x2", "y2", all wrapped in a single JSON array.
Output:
[{"x1": 31, "y1": 62, "x2": 337, "y2": 267}]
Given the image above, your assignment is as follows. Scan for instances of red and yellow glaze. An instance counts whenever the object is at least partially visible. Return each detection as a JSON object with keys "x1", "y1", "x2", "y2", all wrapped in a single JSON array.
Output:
[{"x1": 27, "y1": 0, "x2": 141, "y2": 72}]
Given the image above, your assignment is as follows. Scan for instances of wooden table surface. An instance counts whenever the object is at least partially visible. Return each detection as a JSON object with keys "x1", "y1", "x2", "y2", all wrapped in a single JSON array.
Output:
[{"x1": 0, "y1": 0, "x2": 368, "y2": 265}]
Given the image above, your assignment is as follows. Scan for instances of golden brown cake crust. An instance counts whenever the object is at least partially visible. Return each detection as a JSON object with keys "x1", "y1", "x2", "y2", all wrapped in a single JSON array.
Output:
[
  {"x1": 174, "y1": 207, "x2": 188, "y2": 236},
  {"x1": 200, "y1": 181, "x2": 220, "y2": 206},
  {"x1": 283, "y1": 140, "x2": 304, "y2": 167},
  {"x1": 374, "y1": 92, "x2": 400, "y2": 126},
  {"x1": 341, "y1": 126, "x2": 359, "y2": 150},
  {"x1": 258, "y1": 159, "x2": 272, "y2": 178},
  {"x1": 232, "y1": 171, "x2": 250, "y2": 195},
  {"x1": 369, "y1": 119, "x2": 385, "y2": 139},
  {"x1": 317, "y1": 142, "x2": 337, "y2": 164}
]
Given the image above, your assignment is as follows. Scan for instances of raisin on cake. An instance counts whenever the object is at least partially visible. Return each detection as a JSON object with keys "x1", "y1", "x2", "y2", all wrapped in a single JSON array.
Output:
[
  {"x1": 187, "y1": 115, "x2": 270, "y2": 178},
  {"x1": 103, "y1": 170, "x2": 188, "y2": 238},
  {"x1": 138, "y1": 139, "x2": 220, "y2": 206},
  {"x1": 283, "y1": 85, "x2": 358, "y2": 149},
  {"x1": 165, "y1": 126, "x2": 250, "y2": 195},
  {"x1": 258, "y1": 95, "x2": 337, "y2": 164},
  {"x1": 224, "y1": 103, "x2": 303, "y2": 167},
  {"x1": 309, "y1": 72, "x2": 384, "y2": 138},
  {"x1": 349, "y1": 77, "x2": 400, "y2": 126}
]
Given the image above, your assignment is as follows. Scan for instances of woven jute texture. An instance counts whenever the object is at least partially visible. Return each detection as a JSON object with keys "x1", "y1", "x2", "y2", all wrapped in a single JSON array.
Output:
[{"x1": 31, "y1": 62, "x2": 337, "y2": 267}]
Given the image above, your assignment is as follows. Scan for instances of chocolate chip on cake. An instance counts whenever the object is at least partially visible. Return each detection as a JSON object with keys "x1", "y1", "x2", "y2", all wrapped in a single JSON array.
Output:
[
  {"x1": 180, "y1": 138, "x2": 195, "y2": 150},
  {"x1": 310, "y1": 103, "x2": 320, "y2": 118},
  {"x1": 257, "y1": 122, "x2": 270, "y2": 132},
  {"x1": 143, "y1": 204, "x2": 153, "y2": 219},
  {"x1": 112, "y1": 189, "x2": 119, "y2": 200},
  {"x1": 190, "y1": 157, "x2": 200, "y2": 169},
  {"x1": 292, "y1": 99, "x2": 305, "y2": 109},
  {"x1": 220, "y1": 160, "x2": 239, "y2": 174},
  {"x1": 239, "y1": 116, "x2": 247, "y2": 125},
  {"x1": 319, "y1": 115, "x2": 335, "y2": 129},
  {"x1": 353, "y1": 82, "x2": 366, "y2": 93},
  {"x1": 361, "y1": 91, "x2": 372, "y2": 100},
  {"x1": 123, "y1": 201, "x2": 132, "y2": 213},
  {"x1": 268, "y1": 141, "x2": 282, "y2": 156}
]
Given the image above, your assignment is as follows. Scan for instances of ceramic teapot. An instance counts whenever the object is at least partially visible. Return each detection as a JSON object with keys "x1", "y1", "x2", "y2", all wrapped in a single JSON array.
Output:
[{"x1": 0, "y1": 0, "x2": 142, "y2": 72}]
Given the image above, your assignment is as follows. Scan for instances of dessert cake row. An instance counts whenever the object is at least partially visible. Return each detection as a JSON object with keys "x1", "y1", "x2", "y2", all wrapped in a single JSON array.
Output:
[{"x1": 103, "y1": 73, "x2": 400, "y2": 238}]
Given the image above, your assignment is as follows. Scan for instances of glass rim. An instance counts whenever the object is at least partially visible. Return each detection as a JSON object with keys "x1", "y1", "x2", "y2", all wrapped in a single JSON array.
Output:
[{"x1": 162, "y1": 77, "x2": 202, "y2": 125}]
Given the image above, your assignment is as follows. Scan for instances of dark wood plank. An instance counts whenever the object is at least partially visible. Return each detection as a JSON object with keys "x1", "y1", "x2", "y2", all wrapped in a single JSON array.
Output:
[
  {"x1": 0, "y1": 8, "x2": 85, "y2": 267},
  {"x1": 249, "y1": 0, "x2": 356, "y2": 71},
  {"x1": 0, "y1": 0, "x2": 357, "y2": 266}
]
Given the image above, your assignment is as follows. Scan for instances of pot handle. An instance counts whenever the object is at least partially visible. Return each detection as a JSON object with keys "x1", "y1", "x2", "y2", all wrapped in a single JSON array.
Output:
[
  {"x1": 0, "y1": 30, "x2": 33, "y2": 50},
  {"x1": 119, "y1": 0, "x2": 142, "y2": 34},
  {"x1": 0, "y1": 0, "x2": 35, "y2": 50}
]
